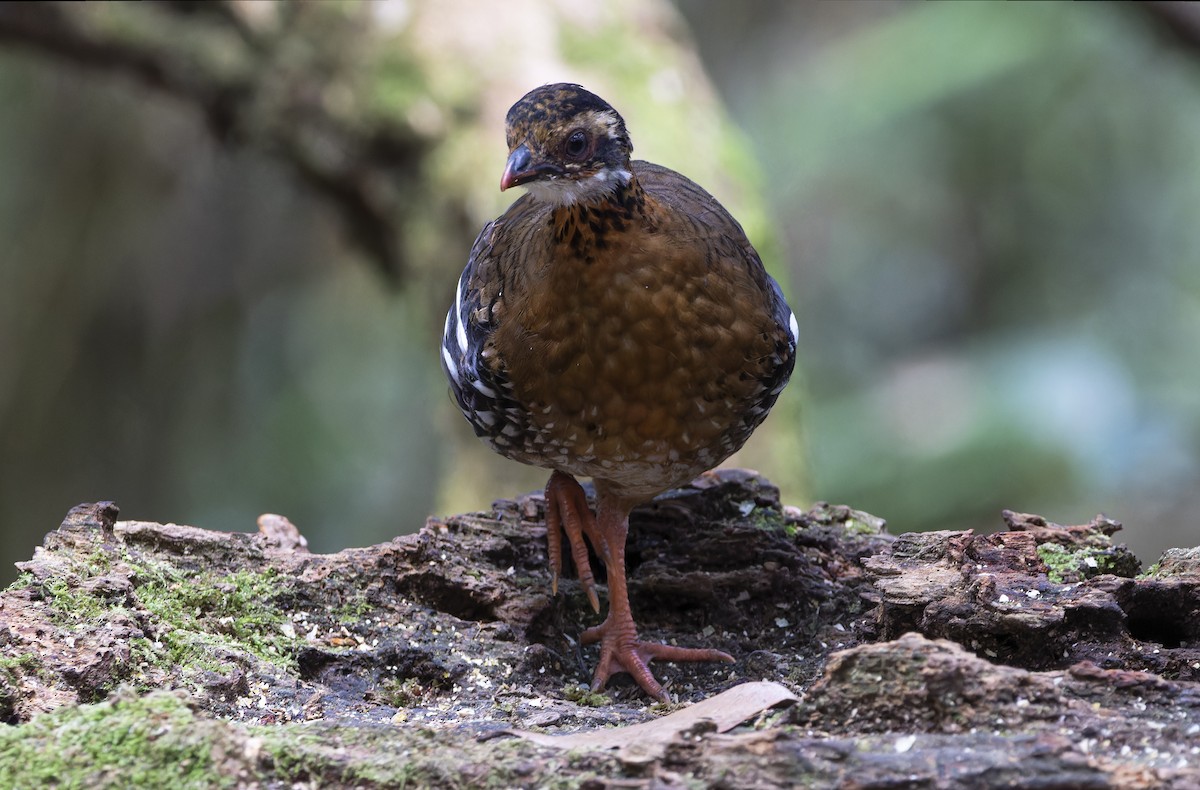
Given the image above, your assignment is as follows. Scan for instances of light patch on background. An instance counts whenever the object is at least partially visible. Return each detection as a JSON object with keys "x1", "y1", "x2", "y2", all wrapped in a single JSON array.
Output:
[
  {"x1": 993, "y1": 337, "x2": 1138, "y2": 485},
  {"x1": 875, "y1": 355, "x2": 979, "y2": 457}
]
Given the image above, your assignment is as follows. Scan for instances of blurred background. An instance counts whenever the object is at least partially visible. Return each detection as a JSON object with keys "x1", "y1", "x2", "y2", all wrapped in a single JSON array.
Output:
[{"x1": 1, "y1": 1, "x2": 1198, "y2": 585}]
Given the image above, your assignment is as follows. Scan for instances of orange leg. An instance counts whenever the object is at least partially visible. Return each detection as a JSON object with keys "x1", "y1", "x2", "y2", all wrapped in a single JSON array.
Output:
[
  {"x1": 581, "y1": 489, "x2": 734, "y2": 703},
  {"x1": 544, "y1": 471, "x2": 605, "y2": 613}
]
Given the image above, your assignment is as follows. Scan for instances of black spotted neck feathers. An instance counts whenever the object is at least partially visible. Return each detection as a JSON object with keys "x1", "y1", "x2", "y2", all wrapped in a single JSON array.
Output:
[{"x1": 549, "y1": 173, "x2": 650, "y2": 262}]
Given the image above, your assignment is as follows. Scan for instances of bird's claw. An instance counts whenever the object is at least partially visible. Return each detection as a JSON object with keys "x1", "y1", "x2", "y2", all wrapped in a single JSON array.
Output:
[
  {"x1": 545, "y1": 472, "x2": 605, "y2": 613},
  {"x1": 581, "y1": 619, "x2": 734, "y2": 703}
]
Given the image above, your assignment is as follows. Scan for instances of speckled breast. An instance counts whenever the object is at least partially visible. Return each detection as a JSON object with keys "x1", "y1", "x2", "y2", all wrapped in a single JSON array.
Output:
[{"x1": 443, "y1": 174, "x2": 796, "y2": 497}]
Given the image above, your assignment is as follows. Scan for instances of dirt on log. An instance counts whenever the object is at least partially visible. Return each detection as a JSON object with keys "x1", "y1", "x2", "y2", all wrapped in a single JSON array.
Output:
[{"x1": 0, "y1": 469, "x2": 1197, "y2": 787}]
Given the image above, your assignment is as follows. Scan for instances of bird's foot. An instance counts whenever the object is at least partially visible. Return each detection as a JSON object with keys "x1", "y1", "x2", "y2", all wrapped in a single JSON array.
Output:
[
  {"x1": 544, "y1": 471, "x2": 607, "y2": 613},
  {"x1": 581, "y1": 618, "x2": 734, "y2": 703}
]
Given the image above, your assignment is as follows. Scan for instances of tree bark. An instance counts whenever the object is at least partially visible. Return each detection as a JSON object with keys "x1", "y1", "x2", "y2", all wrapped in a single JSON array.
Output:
[{"x1": 0, "y1": 471, "x2": 1197, "y2": 787}]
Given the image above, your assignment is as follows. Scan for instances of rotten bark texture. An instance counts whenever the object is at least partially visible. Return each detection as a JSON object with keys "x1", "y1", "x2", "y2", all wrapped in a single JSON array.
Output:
[{"x1": 0, "y1": 471, "x2": 1198, "y2": 788}]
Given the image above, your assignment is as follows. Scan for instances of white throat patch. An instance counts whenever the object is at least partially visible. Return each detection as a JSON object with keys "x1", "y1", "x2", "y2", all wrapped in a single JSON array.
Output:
[{"x1": 523, "y1": 167, "x2": 632, "y2": 207}]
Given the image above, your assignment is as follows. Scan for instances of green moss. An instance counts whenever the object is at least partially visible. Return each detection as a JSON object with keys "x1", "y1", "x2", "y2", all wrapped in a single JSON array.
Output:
[
  {"x1": 745, "y1": 506, "x2": 788, "y2": 533},
  {"x1": 1138, "y1": 547, "x2": 1200, "y2": 579},
  {"x1": 0, "y1": 653, "x2": 44, "y2": 715},
  {"x1": 30, "y1": 540, "x2": 301, "y2": 682},
  {"x1": 129, "y1": 561, "x2": 298, "y2": 675},
  {"x1": 561, "y1": 684, "x2": 611, "y2": 707},
  {"x1": 840, "y1": 510, "x2": 888, "y2": 536},
  {"x1": 256, "y1": 723, "x2": 439, "y2": 788},
  {"x1": 0, "y1": 689, "x2": 619, "y2": 788},
  {"x1": 40, "y1": 575, "x2": 109, "y2": 624},
  {"x1": 256, "y1": 722, "x2": 616, "y2": 790},
  {"x1": 0, "y1": 691, "x2": 236, "y2": 789},
  {"x1": 377, "y1": 677, "x2": 426, "y2": 708},
  {"x1": 332, "y1": 590, "x2": 374, "y2": 622},
  {"x1": 5, "y1": 572, "x2": 34, "y2": 593},
  {"x1": 26, "y1": 547, "x2": 116, "y2": 625},
  {"x1": 1036, "y1": 542, "x2": 1139, "y2": 584},
  {"x1": 0, "y1": 653, "x2": 40, "y2": 678}
]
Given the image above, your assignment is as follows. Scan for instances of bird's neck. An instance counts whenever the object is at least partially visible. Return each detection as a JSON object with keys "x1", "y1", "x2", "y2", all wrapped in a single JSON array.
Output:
[{"x1": 549, "y1": 173, "x2": 648, "y2": 260}]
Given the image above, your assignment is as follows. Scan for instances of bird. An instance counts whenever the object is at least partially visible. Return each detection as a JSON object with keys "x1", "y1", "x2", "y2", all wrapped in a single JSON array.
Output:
[{"x1": 442, "y1": 83, "x2": 797, "y2": 702}]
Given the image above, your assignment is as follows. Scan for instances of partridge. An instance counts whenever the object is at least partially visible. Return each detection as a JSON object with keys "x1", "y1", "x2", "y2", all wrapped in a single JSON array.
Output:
[{"x1": 442, "y1": 84, "x2": 797, "y2": 702}]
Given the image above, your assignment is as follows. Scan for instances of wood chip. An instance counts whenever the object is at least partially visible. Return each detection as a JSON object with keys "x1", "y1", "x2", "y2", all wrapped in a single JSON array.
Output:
[{"x1": 507, "y1": 681, "x2": 798, "y2": 762}]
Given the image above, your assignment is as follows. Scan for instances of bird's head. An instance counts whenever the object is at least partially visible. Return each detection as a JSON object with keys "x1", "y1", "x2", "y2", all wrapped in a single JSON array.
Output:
[{"x1": 500, "y1": 83, "x2": 634, "y2": 207}]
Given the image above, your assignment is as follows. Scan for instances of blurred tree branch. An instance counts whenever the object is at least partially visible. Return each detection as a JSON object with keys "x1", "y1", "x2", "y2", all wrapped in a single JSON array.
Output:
[
  {"x1": 0, "y1": 1, "x2": 430, "y2": 280},
  {"x1": 1136, "y1": 2, "x2": 1200, "y2": 61}
]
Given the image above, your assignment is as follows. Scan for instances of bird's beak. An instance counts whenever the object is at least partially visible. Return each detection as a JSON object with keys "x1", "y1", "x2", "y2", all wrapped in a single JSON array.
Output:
[
  {"x1": 500, "y1": 144, "x2": 559, "y2": 191},
  {"x1": 501, "y1": 144, "x2": 533, "y2": 191}
]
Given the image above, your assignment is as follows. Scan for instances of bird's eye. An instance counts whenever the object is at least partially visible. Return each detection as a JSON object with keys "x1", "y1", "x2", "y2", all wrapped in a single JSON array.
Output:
[{"x1": 563, "y1": 130, "x2": 589, "y2": 160}]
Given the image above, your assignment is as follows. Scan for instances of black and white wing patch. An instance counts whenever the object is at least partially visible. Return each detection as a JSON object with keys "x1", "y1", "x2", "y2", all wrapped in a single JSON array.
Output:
[{"x1": 441, "y1": 225, "x2": 529, "y2": 455}]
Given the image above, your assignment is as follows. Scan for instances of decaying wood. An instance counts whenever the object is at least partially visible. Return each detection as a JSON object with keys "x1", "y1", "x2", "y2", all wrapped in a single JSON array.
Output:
[{"x1": 0, "y1": 470, "x2": 1197, "y2": 787}]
